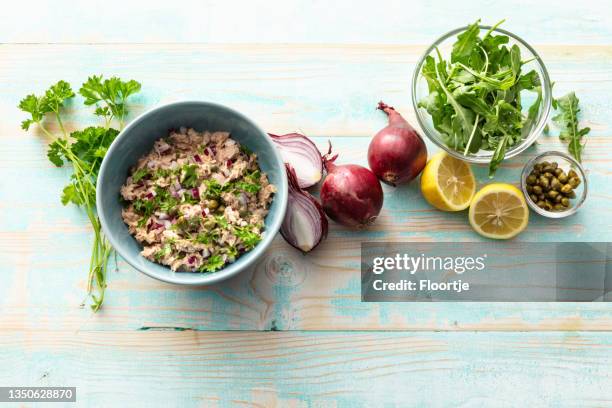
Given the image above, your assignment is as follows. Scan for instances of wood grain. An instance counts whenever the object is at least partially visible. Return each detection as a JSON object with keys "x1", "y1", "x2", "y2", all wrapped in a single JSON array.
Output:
[
  {"x1": 4, "y1": 0, "x2": 612, "y2": 44},
  {"x1": 0, "y1": 44, "x2": 610, "y2": 332},
  {"x1": 1, "y1": 330, "x2": 610, "y2": 407}
]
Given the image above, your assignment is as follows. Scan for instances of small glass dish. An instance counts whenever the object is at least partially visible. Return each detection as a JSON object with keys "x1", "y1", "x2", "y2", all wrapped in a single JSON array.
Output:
[
  {"x1": 520, "y1": 151, "x2": 587, "y2": 218},
  {"x1": 411, "y1": 24, "x2": 552, "y2": 163}
]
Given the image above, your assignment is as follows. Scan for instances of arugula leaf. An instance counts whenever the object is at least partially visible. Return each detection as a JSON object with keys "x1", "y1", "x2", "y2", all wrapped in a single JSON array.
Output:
[
  {"x1": 418, "y1": 19, "x2": 542, "y2": 176},
  {"x1": 552, "y1": 92, "x2": 590, "y2": 162},
  {"x1": 451, "y1": 19, "x2": 481, "y2": 65}
]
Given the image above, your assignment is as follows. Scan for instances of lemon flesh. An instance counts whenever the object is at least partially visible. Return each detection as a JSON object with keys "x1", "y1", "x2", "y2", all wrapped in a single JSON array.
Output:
[
  {"x1": 468, "y1": 184, "x2": 529, "y2": 239},
  {"x1": 421, "y1": 152, "x2": 476, "y2": 211}
]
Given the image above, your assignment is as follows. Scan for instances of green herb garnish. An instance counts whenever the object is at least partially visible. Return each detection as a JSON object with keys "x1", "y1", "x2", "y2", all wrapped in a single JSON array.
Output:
[
  {"x1": 418, "y1": 19, "x2": 542, "y2": 177},
  {"x1": 131, "y1": 168, "x2": 149, "y2": 183},
  {"x1": 19, "y1": 76, "x2": 141, "y2": 311},
  {"x1": 552, "y1": 92, "x2": 590, "y2": 163},
  {"x1": 234, "y1": 225, "x2": 262, "y2": 250},
  {"x1": 181, "y1": 164, "x2": 199, "y2": 188},
  {"x1": 199, "y1": 254, "x2": 224, "y2": 273}
]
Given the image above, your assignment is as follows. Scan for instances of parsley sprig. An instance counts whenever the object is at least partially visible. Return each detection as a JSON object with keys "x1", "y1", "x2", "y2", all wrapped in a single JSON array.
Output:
[{"x1": 19, "y1": 76, "x2": 141, "y2": 311}]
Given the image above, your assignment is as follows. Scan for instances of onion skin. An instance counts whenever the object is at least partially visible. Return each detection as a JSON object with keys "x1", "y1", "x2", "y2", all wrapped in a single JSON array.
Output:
[
  {"x1": 321, "y1": 157, "x2": 383, "y2": 228},
  {"x1": 269, "y1": 133, "x2": 324, "y2": 189},
  {"x1": 368, "y1": 101, "x2": 427, "y2": 186},
  {"x1": 281, "y1": 164, "x2": 328, "y2": 252}
]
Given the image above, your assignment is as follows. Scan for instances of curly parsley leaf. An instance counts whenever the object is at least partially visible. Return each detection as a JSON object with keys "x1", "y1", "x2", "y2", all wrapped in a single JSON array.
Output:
[
  {"x1": 234, "y1": 225, "x2": 261, "y2": 250},
  {"x1": 200, "y1": 254, "x2": 224, "y2": 273},
  {"x1": 69, "y1": 126, "x2": 119, "y2": 176},
  {"x1": 79, "y1": 75, "x2": 141, "y2": 126},
  {"x1": 18, "y1": 75, "x2": 142, "y2": 312},
  {"x1": 18, "y1": 81, "x2": 75, "y2": 130}
]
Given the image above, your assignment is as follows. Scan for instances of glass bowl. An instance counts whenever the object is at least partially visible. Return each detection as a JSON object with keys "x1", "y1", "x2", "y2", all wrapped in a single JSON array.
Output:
[
  {"x1": 411, "y1": 24, "x2": 552, "y2": 163},
  {"x1": 520, "y1": 151, "x2": 588, "y2": 218}
]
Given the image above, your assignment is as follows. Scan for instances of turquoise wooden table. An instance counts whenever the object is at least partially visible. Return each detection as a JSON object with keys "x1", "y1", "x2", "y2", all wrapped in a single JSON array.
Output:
[{"x1": 1, "y1": 1, "x2": 611, "y2": 406}]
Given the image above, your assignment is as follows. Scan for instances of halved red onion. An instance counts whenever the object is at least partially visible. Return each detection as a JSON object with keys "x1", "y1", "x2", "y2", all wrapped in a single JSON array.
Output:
[
  {"x1": 269, "y1": 133, "x2": 324, "y2": 189},
  {"x1": 280, "y1": 164, "x2": 328, "y2": 253}
]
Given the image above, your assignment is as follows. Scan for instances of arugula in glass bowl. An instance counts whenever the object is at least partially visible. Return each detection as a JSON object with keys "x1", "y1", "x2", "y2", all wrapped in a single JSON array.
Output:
[{"x1": 413, "y1": 19, "x2": 552, "y2": 177}]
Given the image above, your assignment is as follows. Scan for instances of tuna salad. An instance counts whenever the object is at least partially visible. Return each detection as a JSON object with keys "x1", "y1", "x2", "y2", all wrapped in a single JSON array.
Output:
[{"x1": 120, "y1": 127, "x2": 276, "y2": 272}]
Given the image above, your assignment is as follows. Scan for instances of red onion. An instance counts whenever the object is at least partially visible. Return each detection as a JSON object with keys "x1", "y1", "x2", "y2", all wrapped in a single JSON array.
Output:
[
  {"x1": 280, "y1": 164, "x2": 328, "y2": 253},
  {"x1": 321, "y1": 153, "x2": 383, "y2": 228},
  {"x1": 191, "y1": 188, "x2": 200, "y2": 199},
  {"x1": 368, "y1": 101, "x2": 427, "y2": 186},
  {"x1": 269, "y1": 133, "x2": 324, "y2": 189},
  {"x1": 194, "y1": 154, "x2": 202, "y2": 163}
]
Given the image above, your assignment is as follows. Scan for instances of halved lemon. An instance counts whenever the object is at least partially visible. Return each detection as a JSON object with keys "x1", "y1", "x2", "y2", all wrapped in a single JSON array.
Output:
[
  {"x1": 420, "y1": 151, "x2": 476, "y2": 211},
  {"x1": 468, "y1": 183, "x2": 529, "y2": 239}
]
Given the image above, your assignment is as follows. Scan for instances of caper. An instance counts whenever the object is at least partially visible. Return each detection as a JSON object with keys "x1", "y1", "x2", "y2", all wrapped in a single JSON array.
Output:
[
  {"x1": 526, "y1": 174, "x2": 537, "y2": 185},
  {"x1": 208, "y1": 199, "x2": 219, "y2": 209},
  {"x1": 526, "y1": 185, "x2": 534, "y2": 193},
  {"x1": 550, "y1": 177, "x2": 561, "y2": 190},
  {"x1": 547, "y1": 190, "x2": 559, "y2": 199},
  {"x1": 561, "y1": 197, "x2": 570, "y2": 207},
  {"x1": 555, "y1": 194, "x2": 563, "y2": 203},
  {"x1": 567, "y1": 190, "x2": 576, "y2": 199},
  {"x1": 539, "y1": 176, "x2": 550, "y2": 189},
  {"x1": 561, "y1": 184, "x2": 573, "y2": 194},
  {"x1": 554, "y1": 168, "x2": 563, "y2": 177},
  {"x1": 553, "y1": 203, "x2": 566, "y2": 211},
  {"x1": 544, "y1": 201, "x2": 553, "y2": 211},
  {"x1": 558, "y1": 173, "x2": 568, "y2": 183},
  {"x1": 218, "y1": 205, "x2": 226, "y2": 213},
  {"x1": 550, "y1": 162, "x2": 558, "y2": 169},
  {"x1": 530, "y1": 194, "x2": 538, "y2": 202},
  {"x1": 541, "y1": 161, "x2": 551, "y2": 168},
  {"x1": 543, "y1": 166, "x2": 555, "y2": 173},
  {"x1": 569, "y1": 177, "x2": 581, "y2": 188},
  {"x1": 538, "y1": 194, "x2": 545, "y2": 201},
  {"x1": 536, "y1": 200, "x2": 546, "y2": 209},
  {"x1": 543, "y1": 172, "x2": 553, "y2": 179},
  {"x1": 532, "y1": 185, "x2": 543, "y2": 195},
  {"x1": 568, "y1": 169, "x2": 578, "y2": 179}
]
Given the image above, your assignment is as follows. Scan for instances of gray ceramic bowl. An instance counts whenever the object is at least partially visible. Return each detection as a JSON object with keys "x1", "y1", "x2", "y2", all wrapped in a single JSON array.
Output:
[{"x1": 97, "y1": 101, "x2": 288, "y2": 285}]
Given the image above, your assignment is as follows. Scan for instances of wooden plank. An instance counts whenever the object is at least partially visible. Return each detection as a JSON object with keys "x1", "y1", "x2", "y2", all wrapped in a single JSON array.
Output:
[
  {"x1": 0, "y1": 330, "x2": 611, "y2": 407},
  {"x1": 4, "y1": 0, "x2": 612, "y2": 44},
  {"x1": 0, "y1": 44, "x2": 610, "y2": 331},
  {"x1": 1, "y1": 44, "x2": 611, "y2": 137}
]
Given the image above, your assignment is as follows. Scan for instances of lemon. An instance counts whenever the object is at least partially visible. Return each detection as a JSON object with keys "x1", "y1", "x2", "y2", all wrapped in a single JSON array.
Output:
[
  {"x1": 420, "y1": 151, "x2": 476, "y2": 211},
  {"x1": 468, "y1": 183, "x2": 529, "y2": 239}
]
